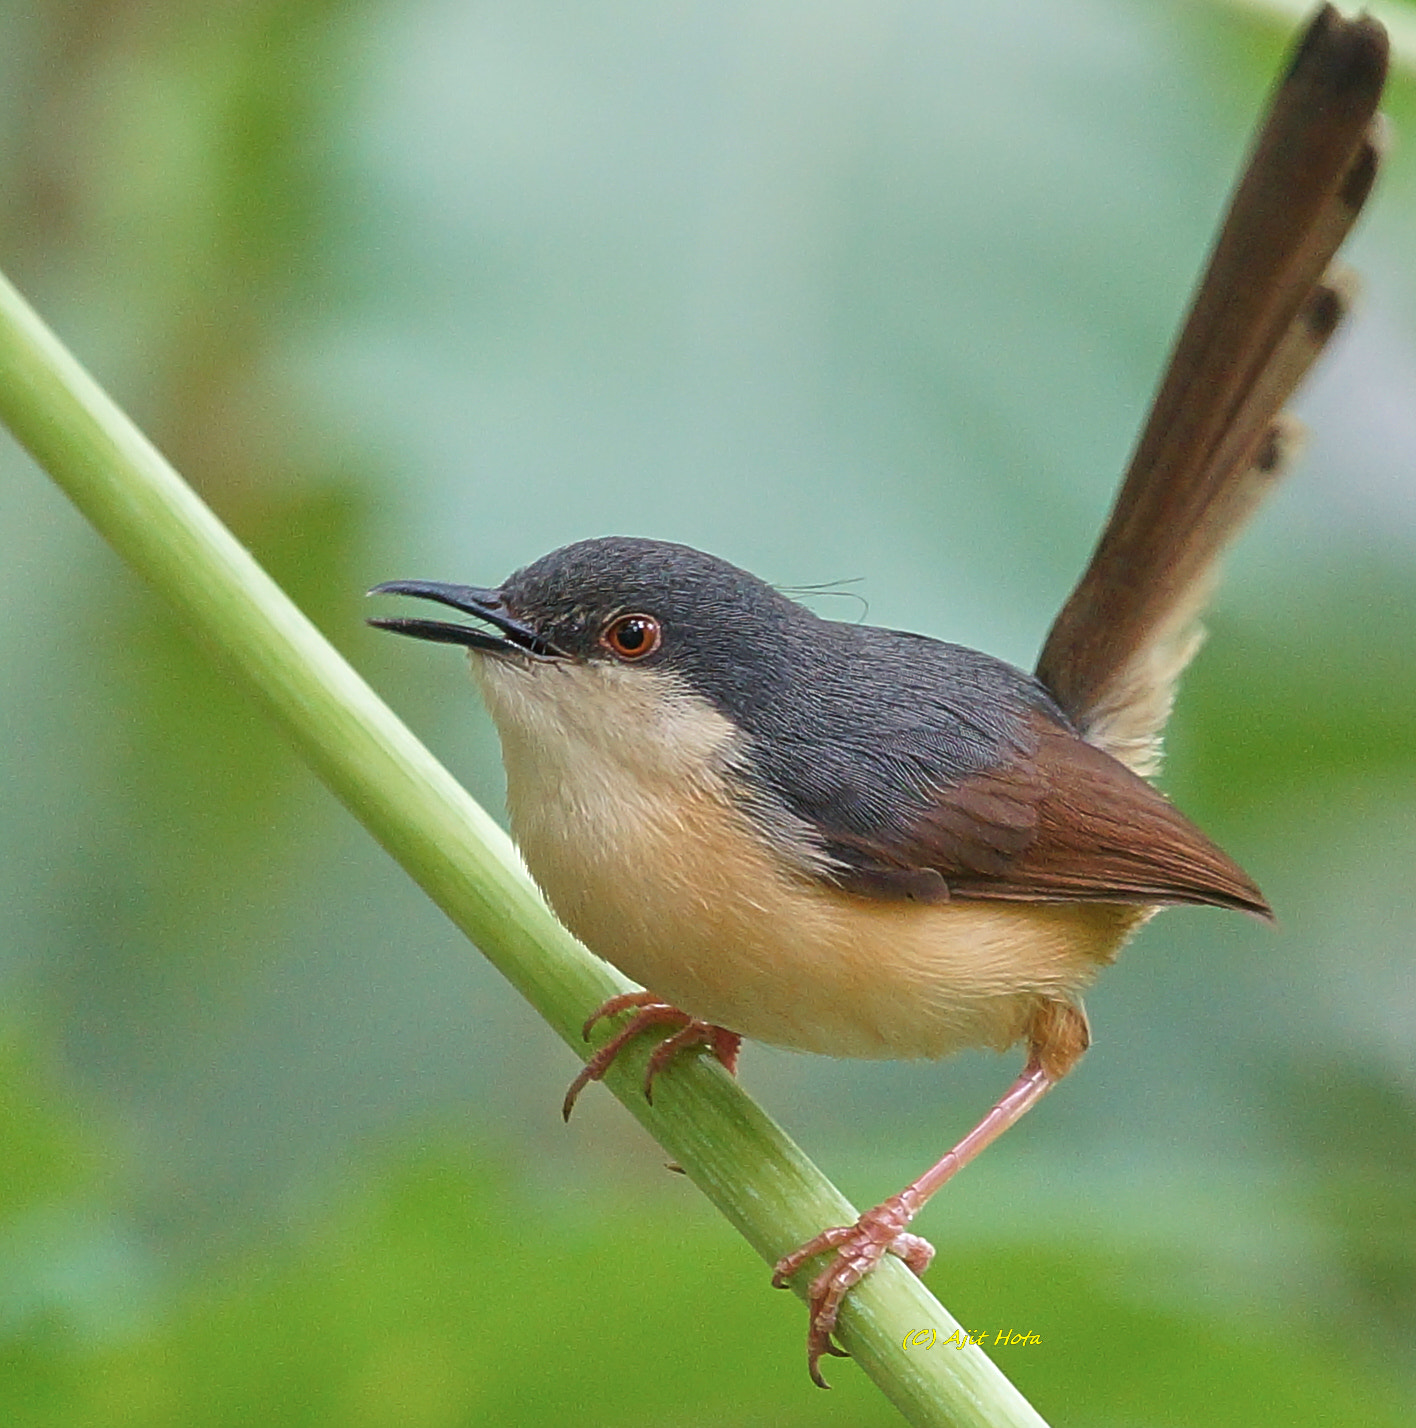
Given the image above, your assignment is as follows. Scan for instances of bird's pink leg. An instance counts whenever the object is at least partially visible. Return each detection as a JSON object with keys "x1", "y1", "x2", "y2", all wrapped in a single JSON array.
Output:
[
  {"x1": 773, "y1": 1060, "x2": 1056, "y2": 1386},
  {"x1": 774, "y1": 999, "x2": 1089, "y2": 1387}
]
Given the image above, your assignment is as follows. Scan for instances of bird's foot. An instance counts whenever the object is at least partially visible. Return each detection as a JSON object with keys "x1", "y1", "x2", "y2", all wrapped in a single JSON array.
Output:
[
  {"x1": 561, "y1": 991, "x2": 741, "y2": 1120},
  {"x1": 772, "y1": 1195, "x2": 935, "y2": 1388}
]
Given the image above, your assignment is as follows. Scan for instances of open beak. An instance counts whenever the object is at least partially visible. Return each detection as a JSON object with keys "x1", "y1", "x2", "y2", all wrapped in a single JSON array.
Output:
[{"x1": 367, "y1": 581, "x2": 566, "y2": 660}]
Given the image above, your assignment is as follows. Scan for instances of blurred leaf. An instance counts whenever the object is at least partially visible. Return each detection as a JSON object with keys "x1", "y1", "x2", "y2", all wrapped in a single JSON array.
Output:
[
  {"x1": 4, "y1": 1140, "x2": 1411, "y2": 1426},
  {"x1": 54, "y1": 1143, "x2": 905, "y2": 1428},
  {"x1": 943, "y1": 1242, "x2": 1412, "y2": 1428},
  {"x1": 0, "y1": 1034, "x2": 92, "y2": 1219},
  {"x1": 1167, "y1": 566, "x2": 1416, "y2": 813},
  {"x1": 1269, "y1": 1060, "x2": 1416, "y2": 1344}
]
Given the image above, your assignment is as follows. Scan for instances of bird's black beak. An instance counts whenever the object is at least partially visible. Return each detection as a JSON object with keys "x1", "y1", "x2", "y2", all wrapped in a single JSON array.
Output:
[{"x1": 366, "y1": 581, "x2": 567, "y2": 660}]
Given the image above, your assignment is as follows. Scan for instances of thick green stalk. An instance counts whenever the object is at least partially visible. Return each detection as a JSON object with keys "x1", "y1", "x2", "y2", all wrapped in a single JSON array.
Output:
[{"x1": 0, "y1": 266, "x2": 1049, "y2": 1427}]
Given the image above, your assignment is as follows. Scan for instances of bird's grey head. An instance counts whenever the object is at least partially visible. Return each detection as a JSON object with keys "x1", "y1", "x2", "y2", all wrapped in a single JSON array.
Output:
[
  {"x1": 369, "y1": 536, "x2": 804, "y2": 717},
  {"x1": 371, "y1": 537, "x2": 836, "y2": 862}
]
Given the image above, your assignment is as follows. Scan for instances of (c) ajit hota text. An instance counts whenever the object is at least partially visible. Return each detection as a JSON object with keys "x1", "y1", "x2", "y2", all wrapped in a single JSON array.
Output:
[{"x1": 903, "y1": 1328, "x2": 1041, "y2": 1351}]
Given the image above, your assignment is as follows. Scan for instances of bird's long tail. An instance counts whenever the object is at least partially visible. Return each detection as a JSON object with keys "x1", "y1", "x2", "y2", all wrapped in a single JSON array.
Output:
[{"x1": 1035, "y1": 5, "x2": 1388, "y2": 776}]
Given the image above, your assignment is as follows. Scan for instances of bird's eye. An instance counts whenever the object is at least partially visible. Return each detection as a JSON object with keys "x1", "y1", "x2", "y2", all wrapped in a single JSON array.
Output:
[{"x1": 601, "y1": 613, "x2": 662, "y2": 661}]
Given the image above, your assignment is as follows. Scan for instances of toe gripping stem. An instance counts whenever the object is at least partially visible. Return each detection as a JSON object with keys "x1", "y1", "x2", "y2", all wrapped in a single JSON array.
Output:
[{"x1": 561, "y1": 991, "x2": 741, "y2": 1120}]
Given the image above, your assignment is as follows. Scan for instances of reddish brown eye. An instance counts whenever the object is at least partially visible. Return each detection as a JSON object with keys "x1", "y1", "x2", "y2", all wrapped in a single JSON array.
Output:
[{"x1": 601, "y1": 613, "x2": 662, "y2": 660}]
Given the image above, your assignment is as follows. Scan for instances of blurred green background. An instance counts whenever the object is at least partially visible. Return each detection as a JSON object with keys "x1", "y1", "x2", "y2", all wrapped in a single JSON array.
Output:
[{"x1": 2, "y1": 0, "x2": 1414, "y2": 1423}]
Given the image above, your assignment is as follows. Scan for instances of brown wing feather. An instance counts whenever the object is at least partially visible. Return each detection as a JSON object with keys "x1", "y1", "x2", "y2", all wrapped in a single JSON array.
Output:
[
  {"x1": 829, "y1": 711, "x2": 1269, "y2": 917},
  {"x1": 942, "y1": 716, "x2": 1269, "y2": 915}
]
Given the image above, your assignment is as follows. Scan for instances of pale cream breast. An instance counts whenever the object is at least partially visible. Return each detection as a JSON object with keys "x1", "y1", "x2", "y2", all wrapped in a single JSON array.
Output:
[{"x1": 474, "y1": 653, "x2": 1146, "y2": 1060}]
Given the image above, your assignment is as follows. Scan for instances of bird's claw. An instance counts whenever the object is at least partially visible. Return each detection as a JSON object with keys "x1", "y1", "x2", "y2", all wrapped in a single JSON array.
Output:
[
  {"x1": 562, "y1": 992, "x2": 741, "y2": 1119},
  {"x1": 773, "y1": 1200, "x2": 935, "y2": 1388}
]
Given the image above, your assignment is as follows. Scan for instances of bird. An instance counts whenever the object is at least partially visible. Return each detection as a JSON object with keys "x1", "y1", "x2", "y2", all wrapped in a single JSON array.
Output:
[{"x1": 369, "y1": 5, "x2": 1388, "y2": 1386}]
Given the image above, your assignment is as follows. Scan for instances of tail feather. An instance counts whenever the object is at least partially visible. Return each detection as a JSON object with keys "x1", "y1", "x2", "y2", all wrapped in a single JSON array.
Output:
[{"x1": 1036, "y1": 8, "x2": 1388, "y2": 776}]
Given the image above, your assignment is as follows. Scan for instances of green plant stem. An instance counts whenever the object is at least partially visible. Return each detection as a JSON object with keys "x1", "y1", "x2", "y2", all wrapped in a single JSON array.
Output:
[{"x1": 0, "y1": 266, "x2": 1049, "y2": 1427}]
